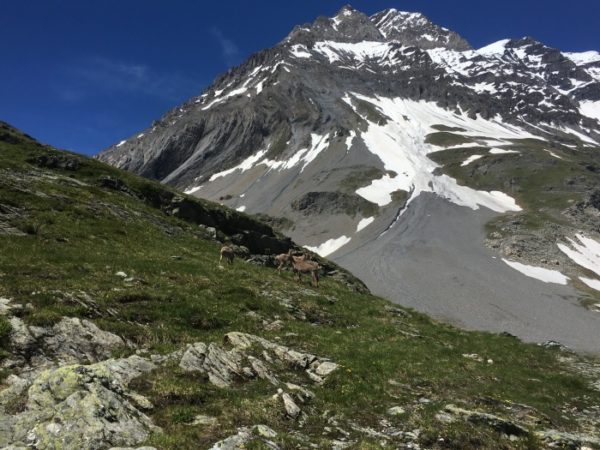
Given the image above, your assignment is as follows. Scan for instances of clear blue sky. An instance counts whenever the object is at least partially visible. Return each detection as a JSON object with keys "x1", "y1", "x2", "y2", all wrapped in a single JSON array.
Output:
[{"x1": 2, "y1": 0, "x2": 599, "y2": 155}]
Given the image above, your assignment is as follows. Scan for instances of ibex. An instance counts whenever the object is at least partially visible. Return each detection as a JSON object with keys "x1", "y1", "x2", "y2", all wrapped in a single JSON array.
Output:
[
  {"x1": 219, "y1": 245, "x2": 235, "y2": 265},
  {"x1": 274, "y1": 249, "x2": 293, "y2": 274},
  {"x1": 291, "y1": 257, "x2": 320, "y2": 287}
]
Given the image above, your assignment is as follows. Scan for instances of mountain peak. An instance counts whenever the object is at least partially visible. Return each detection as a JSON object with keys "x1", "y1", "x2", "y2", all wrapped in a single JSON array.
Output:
[
  {"x1": 336, "y1": 4, "x2": 356, "y2": 16},
  {"x1": 370, "y1": 8, "x2": 471, "y2": 51},
  {"x1": 286, "y1": 5, "x2": 383, "y2": 44},
  {"x1": 285, "y1": 6, "x2": 471, "y2": 50}
]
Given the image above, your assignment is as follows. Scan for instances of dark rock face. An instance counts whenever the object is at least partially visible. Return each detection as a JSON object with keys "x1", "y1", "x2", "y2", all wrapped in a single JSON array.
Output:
[{"x1": 291, "y1": 191, "x2": 378, "y2": 217}]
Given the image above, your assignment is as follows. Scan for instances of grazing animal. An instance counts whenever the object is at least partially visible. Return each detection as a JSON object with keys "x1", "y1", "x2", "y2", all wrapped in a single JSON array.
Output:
[
  {"x1": 219, "y1": 245, "x2": 235, "y2": 265},
  {"x1": 274, "y1": 249, "x2": 293, "y2": 274},
  {"x1": 291, "y1": 258, "x2": 321, "y2": 287}
]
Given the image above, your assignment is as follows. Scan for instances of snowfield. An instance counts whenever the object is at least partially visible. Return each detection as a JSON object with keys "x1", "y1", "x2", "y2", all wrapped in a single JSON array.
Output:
[
  {"x1": 580, "y1": 277, "x2": 600, "y2": 292},
  {"x1": 502, "y1": 259, "x2": 570, "y2": 285},
  {"x1": 305, "y1": 235, "x2": 352, "y2": 257},
  {"x1": 558, "y1": 234, "x2": 600, "y2": 277},
  {"x1": 356, "y1": 217, "x2": 375, "y2": 232},
  {"x1": 343, "y1": 93, "x2": 526, "y2": 213}
]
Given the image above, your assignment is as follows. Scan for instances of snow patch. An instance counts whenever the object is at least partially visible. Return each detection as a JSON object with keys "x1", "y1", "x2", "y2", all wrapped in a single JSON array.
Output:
[
  {"x1": 561, "y1": 126, "x2": 599, "y2": 145},
  {"x1": 209, "y1": 149, "x2": 268, "y2": 181},
  {"x1": 489, "y1": 148, "x2": 519, "y2": 154},
  {"x1": 255, "y1": 78, "x2": 267, "y2": 95},
  {"x1": 356, "y1": 217, "x2": 375, "y2": 232},
  {"x1": 313, "y1": 41, "x2": 395, "y2": 64},
  {"x1": 563, "y1": 51, "x2": 600, "y2": 65},
  {"x1": 477, "y1": 40, "x2": 510, "y2": 57},
  {"x1": 502, "y1": 259, "x2": 570, "y2": 285},
  {"x1": 461, "y1": 154, "x2": 484, "y2": 166},
  {"x1": 580, "y1": 277, "x2": 600, "y2": 292},
  {"x1": 116, "y1": 140, "x2": 126, "y2": 147},
  {"x1": 472, "y1": 82, "x2": 497, "y2": 94},
  {"x1": 558, "y1": 234, "x2": 600, "y2": 277},
  {"x1": 544, "y1": 149, "x2": 563, "y2": 159},
  {"x1": 579, "y1": 100, "x2": 600, "y2": 122},
  {"x1": 290, "y1": 44, "x2": 312, "y2": 58},
  {"x1": 184, "y1": 185, "x2": 203, "y2": 195},
  {"x1": 202, "y1": 86, "x2": 249, "y2": 111},
  {"x1": 304, "y1": 235, "x2": 351, "y2": 257},
  {"x1": 236, "y1": 205, "x2": 246, "y2": 212},
  {"x1": 345, "y1": 130, "x2": 356, "y2": 152}
]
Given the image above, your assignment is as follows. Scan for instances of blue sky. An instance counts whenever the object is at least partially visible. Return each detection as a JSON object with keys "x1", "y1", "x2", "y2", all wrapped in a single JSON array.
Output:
[{"x1": 2, "y1": 1, "x2": 599, "y2": 155}]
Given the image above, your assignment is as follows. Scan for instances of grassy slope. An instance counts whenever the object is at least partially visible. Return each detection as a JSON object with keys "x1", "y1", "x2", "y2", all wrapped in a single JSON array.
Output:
[{"x1": 1, "y1": 123, "x2": 599, "y2": 449}]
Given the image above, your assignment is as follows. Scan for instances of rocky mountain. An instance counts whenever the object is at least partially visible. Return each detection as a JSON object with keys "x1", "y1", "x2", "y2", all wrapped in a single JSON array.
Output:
[
  {"x1": 3, "y1": 122, "x2": 600, "y2": 449},
  {"x1": 97, "y1": 6, "x2": 600, "y2": 352}
]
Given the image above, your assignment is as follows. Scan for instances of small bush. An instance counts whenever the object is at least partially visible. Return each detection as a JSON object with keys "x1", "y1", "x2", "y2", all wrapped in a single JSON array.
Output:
[{"x1": 0, "y1": 315, "x2": 12, "y2": 342}]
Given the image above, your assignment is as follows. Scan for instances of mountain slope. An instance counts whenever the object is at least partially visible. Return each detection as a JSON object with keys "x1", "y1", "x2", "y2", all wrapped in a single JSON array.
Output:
[
  {"x1": 96, "y1": 6, "x2": 600, "y2": 351},
  {"x1": 2, "y1": 122, "x2": 600, "y2": 448}
]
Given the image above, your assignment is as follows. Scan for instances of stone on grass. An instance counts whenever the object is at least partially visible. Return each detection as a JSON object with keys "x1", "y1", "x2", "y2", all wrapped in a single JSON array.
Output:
[
  {"x1": 282, "y1": 393, "x2": 301, "y2": 418},
  {"x1": 387, "y1": 406, "x2": 406, "y2": 416}
]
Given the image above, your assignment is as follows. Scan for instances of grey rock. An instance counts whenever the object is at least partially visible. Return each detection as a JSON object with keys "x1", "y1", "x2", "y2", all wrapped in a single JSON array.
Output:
[
  {"x1": 179, "y1": 342, "x2": 243, "y2": 387},
  {"x1": 443, "y1": 404, "x2": 528, "y2": 436},
  {"x1": 179, "y1": 332, "x2": 337, "y2": 388},
  {"x1": 191, "y1": 415, "x2": 218, "y2": 426},
  {"x1": 282, "y1": 393, "x2": 301, "y2": 418},
  {"x1": 208, "y1": 428, "x2": 252, "y2": 450},
  {"x1": 387, "y1": 406, "x2": 406, "y2": 416},
  {"x1": 0, "y1": 297, "x2": 15, "y2": 315},
  {"x1": 535, "y1": 430, "x2": 600, "y2": 447},
  {"x1": 43, "y1": 317, "x2": 126, "y2": 365},
  {"x1": 7, "y1": 316, "x2": 126, "y2": 375},
  {"x1": 253, "y1": 424, "x2": 277, "y2": 438},
  {"x1": 314, "y1": 361, "x2": 339, "y2": 377},
  {"x1": 3, "y1": 355, "x2": 158, "y2": 450},
  {"x1": 8, "y1": 318, "x2": 35, "y2": 353}
]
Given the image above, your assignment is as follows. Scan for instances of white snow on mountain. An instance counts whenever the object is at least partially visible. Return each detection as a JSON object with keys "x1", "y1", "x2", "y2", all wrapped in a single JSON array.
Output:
[
  {"x1": 579, "y1": 100, "x2": 600, "y2": 122},
  {"x1": 461, "y1": 154, "x2": 484, "y2": 166},
  {"x1": 477, "y1": 39, "x2": 510, "y2": 57},
  {"x1": 502, "y1": 259, "x2": 570, "y2": 285},
  {"x1": 558, "y1": 234, "x2": 600, "y2": 277},
  {"x1": 343, "y1": 93, "x2": 526, "y2": 212},
  {"x1": 580, "y1": 277, "x2": 600, "y2": 292},
  {"x1": 209, "y1": 148, "x2": 269, "y2": 181},
  {"x1": 489, "y1": 148, "x2": 519, "y2": 155},
  {"x1": 290, "y1": 44, "x2": 312, "y2": 58},
  {"x1": 305, "y1": 235, "x2": 352, "y2": 257},
  {"x1": 373, "y1": 9, "x2": 431, "y2": 39},
  {"x1": 313, "y1": 41, "x2": 397, "y2": 64},
  {"x1": 563, "y1": 51, "x2": 600, "y2": 65},
  {"x1": 356, "y1": 216, "x2": 375, "y2": 232}
]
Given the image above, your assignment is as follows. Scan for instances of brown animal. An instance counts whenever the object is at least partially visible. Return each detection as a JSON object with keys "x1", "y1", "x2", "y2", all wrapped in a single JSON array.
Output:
[
  {"x1": 219, "y1": 245, "x2": 235, "y2": 265},
  {"x1": 274, "y1": 249, "x2": 293, "y2": 274},
  {"x1": 291, "y1": 257, "x2": 320, "y2": 287}
]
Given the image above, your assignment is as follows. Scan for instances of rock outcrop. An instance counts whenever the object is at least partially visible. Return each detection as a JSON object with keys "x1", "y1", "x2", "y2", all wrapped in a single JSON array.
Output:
[{"x1": 179, "y1": 331, "x2": 338, "y2": 388}]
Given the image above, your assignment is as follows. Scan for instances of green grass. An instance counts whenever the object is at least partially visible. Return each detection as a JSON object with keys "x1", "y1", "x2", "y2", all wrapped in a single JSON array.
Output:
[
  {"x1": 428, "y1": 138, "x2": 600, "y2": 226},
  {"x1": 1, "y1": 122, "x2": 599, "y2": 448},
  {"x1": 431, "y1": 124, "x2": 467, "y2": 133},
  {"x1": 338, "y1": 166, "x2": 389, "y2": 192},
  {"x1": 425, "y1": 132, "x2": 474, "y2": 147}
]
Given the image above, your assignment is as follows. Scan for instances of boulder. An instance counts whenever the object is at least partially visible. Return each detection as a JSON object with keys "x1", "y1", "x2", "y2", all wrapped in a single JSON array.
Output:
[
  {"x1": 282, "y1": 393, "x2": 301, "y2": 419},
  {"x1": 4, "y1": 356, "x2": 158, "y2": 450}
]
